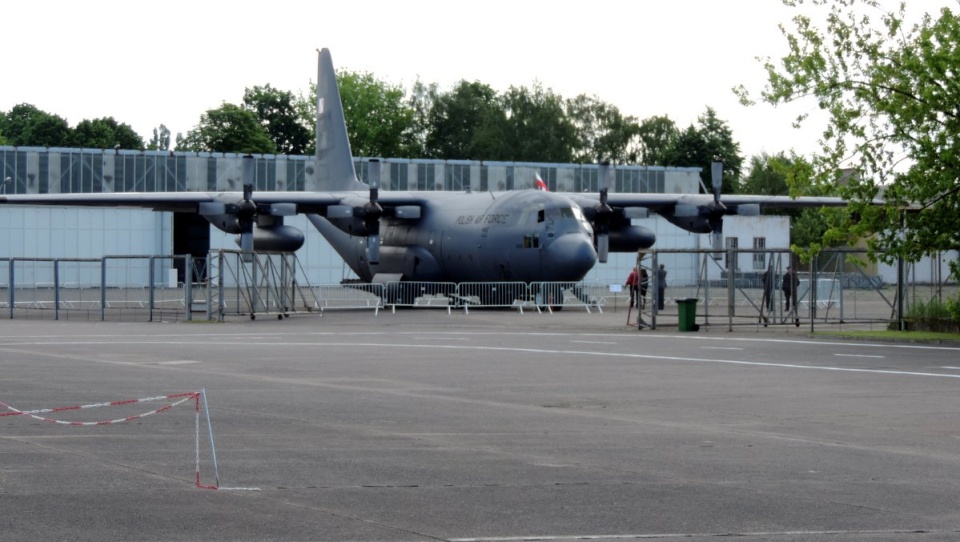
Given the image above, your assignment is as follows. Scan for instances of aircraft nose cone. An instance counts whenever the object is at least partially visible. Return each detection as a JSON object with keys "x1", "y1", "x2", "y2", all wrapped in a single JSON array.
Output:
[{"x1": 545, "y1": 233, "x2": 597, "y2": 280}]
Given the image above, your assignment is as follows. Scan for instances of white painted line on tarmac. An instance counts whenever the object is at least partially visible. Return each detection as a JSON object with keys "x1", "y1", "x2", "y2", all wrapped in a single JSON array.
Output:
[
  {"x1": 450, "y1": 529, "x2": 955, "y2": 541},
  {"x1": 701, "y1": 346, "x2": 743, "y2": 351},
  {"x1": 571, "y1": 340, "x2": 616, "y2": 345},
  {"x1": 941, "y1": 366, "x2": 960, "y2": 370},
  {"x1": 833, "y1": 353, "x2": 885, "y2": 359},
  {"x1": 13, "y1": 339, "x2": 959, "y2": 381}
]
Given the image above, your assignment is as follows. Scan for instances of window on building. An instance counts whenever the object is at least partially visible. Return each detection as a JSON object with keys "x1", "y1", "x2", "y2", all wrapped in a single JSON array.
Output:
[
  {"x1": 753, "y1": 237, "x2": 766, "y2": 270},
  {"x1": 725, "y1": 237, "x2": 738, "y2": 270}
]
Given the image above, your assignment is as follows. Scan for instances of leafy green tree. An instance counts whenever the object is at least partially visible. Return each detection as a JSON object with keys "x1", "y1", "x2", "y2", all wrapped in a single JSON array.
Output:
[
  {"x1": 335, "y1": 70, "x2": 414, "y2": 158},
  {"x1": 72, "y1": 117, "x2": 144, "y2": 149},
  {"x1": 497, "y1": 83, "x2": 577, "y2": 163},
  {"x1": 406, "y1": 79, "x2": 439, "y2": 158},
  {"x1": 178, "y1": 103, "x2": 275, "y2": 154},
  {"x1": 425, "y1": 80, "x2": 505, "y2": 160},
  {"x1": 737, "y1": 0, "x2": 960, "y2": 285},
  {"x1": 740, "y1": 152, "x2": 790, "y2": 195},
  {"x1": 742, "y1": 152, "x2": 835, "y2": 248},
  {"x1": 243, "y1": 84, "x2": 312, "y2": 155},
  {"x1": 636, "y1": 115, "x2": 679, "y2": 166},
  {"x1": 566, "y1": 94, "x2": 642, "y2": 164},
  {"x1": 662, "y1": 107, "x2": 743, "y2": 194},
  {"x1": 1, "y1": 104, "x2": 72, "y2": 147},
  {"x1": 148, "y1": 124, "x2": 172, "y2": 151}
]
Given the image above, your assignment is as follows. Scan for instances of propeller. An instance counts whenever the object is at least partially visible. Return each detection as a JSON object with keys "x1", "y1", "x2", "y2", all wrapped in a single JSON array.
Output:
[
  {"x1": 363, "y1": 160, "x2": 384, "y2": 264},
  {"x1": 238, "y1": 156, "x2": 258, "y2": 252},
  {"x1": 708, "y1": 160, "x2": 726, "y2": 251},
  {"x1": 594, "y1": 162, "x2": 614, "y2": 263}
]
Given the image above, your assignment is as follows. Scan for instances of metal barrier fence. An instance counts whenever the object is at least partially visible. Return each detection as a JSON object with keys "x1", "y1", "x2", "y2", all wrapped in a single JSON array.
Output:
[
  {"x1": 635, "y1": 249, "x2": 957, "y2": 331},
  {"x1": 2, "y1": 249, "x2": 955, "y2": 330},
  {"x1": 1, "y1": 256, "x2": 201, "y2": 322}
]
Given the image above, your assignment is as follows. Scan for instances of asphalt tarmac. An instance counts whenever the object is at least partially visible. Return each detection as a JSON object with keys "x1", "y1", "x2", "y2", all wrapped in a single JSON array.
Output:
[{"x1": 2, "y1": 309, "x2": 959, "y2": 541}]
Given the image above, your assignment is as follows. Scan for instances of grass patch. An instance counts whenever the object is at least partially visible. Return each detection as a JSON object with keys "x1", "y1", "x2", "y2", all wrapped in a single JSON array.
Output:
[{"x1": 815, "y1": 329, "x2": 960, "y2": 342}]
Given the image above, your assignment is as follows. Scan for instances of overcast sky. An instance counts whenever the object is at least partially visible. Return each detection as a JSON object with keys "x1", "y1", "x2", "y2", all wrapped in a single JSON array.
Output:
[{"x1": 0, "y1": 1, "x2": 951, "y2": 162}]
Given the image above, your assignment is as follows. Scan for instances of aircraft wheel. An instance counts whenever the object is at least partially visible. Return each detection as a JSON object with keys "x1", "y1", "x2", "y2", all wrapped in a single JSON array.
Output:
[{"x1": 250, "y1": 314, "x2": 256, "y2": 320}]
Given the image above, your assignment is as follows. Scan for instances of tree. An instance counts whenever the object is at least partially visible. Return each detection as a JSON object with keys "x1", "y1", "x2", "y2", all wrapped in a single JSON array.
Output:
[
  {"x1": 148, "y1": 124, "x2": 172, "y2": 151},
  {"x1": 740, "y1": 152, "x2": 791, "y2": 195},
  {"x1": 566, "y1": 94, "x2": 642, "y2": 164},
  {"x1": 636, "y1": 115, "x2": 679, "y2": 166},
  {"x1": 242, "y1": 84, "x2": 312, "y2": 155},
  {"x1": 178, "y1": 103, "x2": 275, "y2": 154},
  {"x1": 335, "y1": 69, "x2": 415, "y2": 158},
  {"x1": 0, "y1": 103, "x2": 72, "y2": 147},
  {"x1": 736, "y1": 0, "x2": 960, "y2": 289},
  {"x1": 72, "y1": 117, "x2": 144, "y2": 149},
  {"x1": 661, "y1": 107, "x2": 743, "y2": 194},
  {"x1": 497, "y1": 83, "x2": 577, "y2": 163},
  {"x1": 406, "y1": 79, "x2": 439, "y2": 158},
  {"x1": 424, "y1": 80, "x2": 505, "y2": 160},
  {"x1": 742, "y1": 152, "x2": 835, "y2": 248}
]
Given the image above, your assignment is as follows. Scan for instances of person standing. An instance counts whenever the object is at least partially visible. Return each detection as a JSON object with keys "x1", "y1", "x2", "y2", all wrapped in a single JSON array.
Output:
[
  {"x1": 761, "y1": 267, "x2": 774, "y2": 313},
  {"x1": 656, "y1": 264, "x2": 667, "y2": 310},
  {"x1": 782, "y1": 265, "x2": 798, "y2": 311},
  {"x1": 625, "y1": 267, "x2": 639, "y2": 308}
]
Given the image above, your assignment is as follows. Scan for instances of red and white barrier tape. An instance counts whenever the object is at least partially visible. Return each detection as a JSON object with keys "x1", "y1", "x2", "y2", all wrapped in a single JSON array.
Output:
[
  {"x1": 0, "y1": 392, "x2": 198, "y2": 426},
  {"x1": 0, "y1": 391, "x2": 229, "y2": 490}
]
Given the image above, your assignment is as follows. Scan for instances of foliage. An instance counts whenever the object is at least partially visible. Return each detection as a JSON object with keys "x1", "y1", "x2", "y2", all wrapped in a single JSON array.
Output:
[
  {"x1": 406, "y1": 79, "x2": 439, "y2": 158},
  {"x1": 741, "y1": 152, "x2": 790, "y2": 195},
  {"x1": 635, "y1": 115, "x2": 679, "y2": 166},
  {"x1": 148, "y1": 124, "x2": 172, "y2": 151},
  {"x1": 497, "y1": 83, "x2": 578, "y2": 163},
  {"x1": 0, "y1": 103, "x2": 72, "y2": 147},
  {"x1": 242, "y1": 84, "x2": 312, "y2": 155},
  {"x1": 72, "y1": 117, "x2": 144, "y2": 149},
  {"x1": 736, "y1": 0, "x2": 960, "y2": 284},
  {"x1": 906, "y1": 296, "x2": 954, "y2": 321},
  {"x1": 424, "y1": 80, "x2": 505, "y2": 160},
  {"x1": 336, "y1": 69, "x2": 415, "y2": 159},
  {"x1": 661, "y1": 107, "x2": 743, "y2": 194},
  {"x1": 178, "y1": 103, "x2": 276, "y2": 154},
  {"x1": 566, "y1": 94, "x2": 642, "y2": 164}
]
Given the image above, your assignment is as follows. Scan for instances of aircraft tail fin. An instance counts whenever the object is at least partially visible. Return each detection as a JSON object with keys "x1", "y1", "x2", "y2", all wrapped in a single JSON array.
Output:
[{"x1": 316, "y1": 48, "x2": 366, "y2": 191}]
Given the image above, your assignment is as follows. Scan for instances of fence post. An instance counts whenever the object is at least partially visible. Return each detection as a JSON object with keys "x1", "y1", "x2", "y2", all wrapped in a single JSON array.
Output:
[
  {"x1": 7, "y1": 259, "x2": 12, "y2": 319},
  {"x1": 809, "y1": 254, "x2": 817, "y2": 333},
  {"x1": 148, "y1": 256, "x2": 155, "y2": 322},
  {"x1": 54, "y1": 259, "x2": 60, "y2": 321},
  {"x1": 185, "y1": 255, "x2": 193, "y2": 322},
  {"x1": 100, "y1": 258, "x2": 107, "y2": 321},
  {"x1": 726, "y1": 248, "x2": 734, "y2": 332}
]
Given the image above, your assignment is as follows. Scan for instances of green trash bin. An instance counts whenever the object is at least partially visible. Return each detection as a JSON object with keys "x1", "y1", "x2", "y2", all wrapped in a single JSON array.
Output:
[{"x1": 676, "y1": 297, "x2": 699, "y2": 331}]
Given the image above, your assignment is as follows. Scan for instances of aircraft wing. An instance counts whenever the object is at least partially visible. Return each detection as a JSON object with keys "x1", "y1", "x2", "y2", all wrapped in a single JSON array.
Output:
[
  {"x1": 588, "y1": 192, "x2": 848, "y2": 212},
  {"x1": 0, "y1": 190, "x2": 424, "y2": 213}
]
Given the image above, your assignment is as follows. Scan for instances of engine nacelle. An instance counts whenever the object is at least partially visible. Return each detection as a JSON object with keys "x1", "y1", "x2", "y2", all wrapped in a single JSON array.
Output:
[
  {"x1": 608, "y1": 225, "x2": 656, "y2": 252},
  {"x1": 204, "y1": 213, "x2": 244, "y2": 234},
  {"x1": 663, "y1": 213, "x2": 713, "y2": 234},
  {"x1": 233, "y1": 225, "x2": 305, "y2": 252}
]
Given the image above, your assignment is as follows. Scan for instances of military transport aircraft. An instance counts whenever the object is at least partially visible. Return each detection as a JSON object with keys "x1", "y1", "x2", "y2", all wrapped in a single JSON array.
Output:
[{"x1": 0, "y1": 48, "x2": 846, "y2": 285}]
